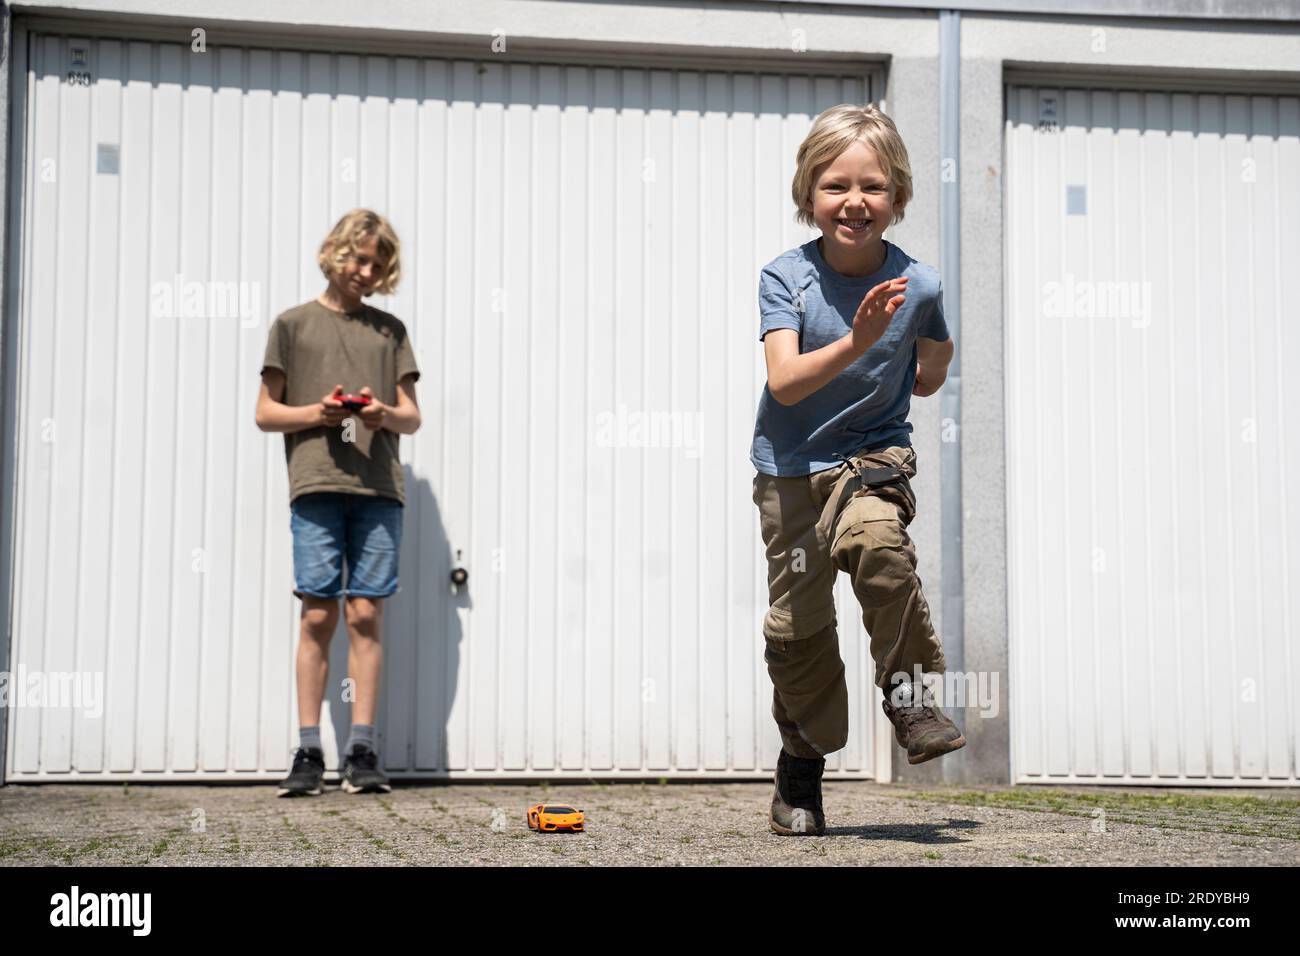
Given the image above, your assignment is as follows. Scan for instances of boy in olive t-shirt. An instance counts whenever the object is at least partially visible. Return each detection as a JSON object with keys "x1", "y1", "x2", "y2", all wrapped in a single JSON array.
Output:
[{"x1": 255, "y1": 209, "x2": 421, "y2": 798}]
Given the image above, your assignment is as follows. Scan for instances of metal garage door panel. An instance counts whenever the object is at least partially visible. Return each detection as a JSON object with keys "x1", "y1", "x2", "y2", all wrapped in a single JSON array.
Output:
[
  {"x1": 4, "y1": 30, "x2": 882, "y2": 779},
  {"x1": 1005, "y1": 83, "x2": 1300, "y2": 784}
]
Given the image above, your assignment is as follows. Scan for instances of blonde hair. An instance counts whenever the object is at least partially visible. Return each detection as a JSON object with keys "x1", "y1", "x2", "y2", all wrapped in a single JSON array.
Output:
[
  {"x1": 317, "y1": 208, "x2": 402, "y2": 295},
  {"x1": 792, "y1": 104, "x2": 913, "y2": 228}
]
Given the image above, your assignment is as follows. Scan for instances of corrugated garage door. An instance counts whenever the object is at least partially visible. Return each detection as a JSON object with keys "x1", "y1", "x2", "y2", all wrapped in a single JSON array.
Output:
[
  {"x1": 2, "y1": 28, "x2": 885, "y2": 779},
  {"x1": 1005, "y1": 81, "x2": 1300, "y2": 784}
]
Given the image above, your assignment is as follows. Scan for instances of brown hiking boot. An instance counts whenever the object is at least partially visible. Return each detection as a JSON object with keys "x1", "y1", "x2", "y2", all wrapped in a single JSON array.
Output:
[
  {"x1": 881, "y1": 692, "x2": 966, "y2": 765},
  {"x1": 769, "y1": 749, "x2": 827, "y2": 836}
]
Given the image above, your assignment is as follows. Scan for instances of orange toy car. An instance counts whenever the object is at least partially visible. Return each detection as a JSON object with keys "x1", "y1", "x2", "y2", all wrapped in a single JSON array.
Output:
[{"x1": 527, "y1": 803, "x2": 585, "y2": 833}]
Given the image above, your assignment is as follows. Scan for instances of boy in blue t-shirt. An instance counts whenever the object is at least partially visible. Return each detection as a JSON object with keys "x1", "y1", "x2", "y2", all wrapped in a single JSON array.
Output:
[{"x1": 751, "y1": 104, "x2": 964, "y2": 835}]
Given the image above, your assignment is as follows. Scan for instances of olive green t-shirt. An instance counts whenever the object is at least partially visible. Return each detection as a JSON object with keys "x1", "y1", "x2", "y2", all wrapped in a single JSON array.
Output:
[{"x1": 261, "y1": 299, "x2": 420, "y2": 505}]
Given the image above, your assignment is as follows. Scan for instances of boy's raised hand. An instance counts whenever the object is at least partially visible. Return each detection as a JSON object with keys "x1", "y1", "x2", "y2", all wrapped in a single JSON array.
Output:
[
  {"x1": 850, "y1": 276, "x2": 908, "y2": 353},
  {"x1": 319, "y1": 385, "x2": 349, "y2": 427},
  {"x1": 356, "y1": 386, "x2": 388, "y2": 431}
]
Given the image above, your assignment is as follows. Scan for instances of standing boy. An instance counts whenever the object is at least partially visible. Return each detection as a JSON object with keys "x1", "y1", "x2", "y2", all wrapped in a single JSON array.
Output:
[
  {"x1": 751, "y1": 105, "x2": 964, "y2": 835},
  {"x1": 255, "y1": 209, "x2": 421, "y2": 797}
]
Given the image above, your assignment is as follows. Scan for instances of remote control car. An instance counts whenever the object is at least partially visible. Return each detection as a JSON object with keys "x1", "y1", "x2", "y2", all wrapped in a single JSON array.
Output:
[
  {"x1": 527, "y1": 803, "x2": 585, "y2": 833},
  {"x1": 339, "y1": 393, "x2": 372, "y2": 411}
]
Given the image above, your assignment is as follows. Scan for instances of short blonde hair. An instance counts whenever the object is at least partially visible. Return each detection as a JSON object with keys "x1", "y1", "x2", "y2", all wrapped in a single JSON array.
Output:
[
  {"x1": 792, "y1": 104, "x2": 913, "y2": 228},
  {"x1": 317, "y1": 208, "x2": 402, "y2": 295}
]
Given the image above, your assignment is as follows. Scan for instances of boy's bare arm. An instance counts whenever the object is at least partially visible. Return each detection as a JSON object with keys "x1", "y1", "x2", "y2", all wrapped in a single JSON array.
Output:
[
  {"x1": 764, "y1": 276, "x2": 909, "y2": 406},
  {"x1": 913, "y1": 335, "x2": 954, "y2": 397},
  {"x1": 254, "y1": 369, "x2": 348, "y2": 433},
  {"x1": 764, "y1": 330, "x2": 861, "y2": 407}
]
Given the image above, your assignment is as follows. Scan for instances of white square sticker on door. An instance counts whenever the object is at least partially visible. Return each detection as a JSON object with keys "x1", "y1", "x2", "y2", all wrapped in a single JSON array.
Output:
[
  {"x1": 1066, "y1": 184, "x2": 1086, "y2": 215},
  {"x1": 96, "y1": 144, "x2": 119, "y2": 175}
]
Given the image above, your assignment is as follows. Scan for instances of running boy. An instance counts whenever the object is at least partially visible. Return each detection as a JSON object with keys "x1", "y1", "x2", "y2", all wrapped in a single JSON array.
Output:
[
  {"x1": 255, "y1": 209, "x2": 421, "y2": 797},
  {"x1": 751, "y1": 105, "x2": 963, "y2": 836}
]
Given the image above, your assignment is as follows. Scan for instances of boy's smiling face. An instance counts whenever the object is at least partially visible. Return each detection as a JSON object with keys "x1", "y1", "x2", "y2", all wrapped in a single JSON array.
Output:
[
  {"x1": 803, "y1": 139, "x2": 902, "y2": 273},
  {"x1": 335, "y1": 234, "x2": 388, "y2": 299}
]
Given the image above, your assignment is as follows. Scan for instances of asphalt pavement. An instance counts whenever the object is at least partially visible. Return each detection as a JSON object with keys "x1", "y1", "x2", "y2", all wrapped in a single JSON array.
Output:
[{"x1": 2, "y1": 779, "x2": 1297, "y2": 866}]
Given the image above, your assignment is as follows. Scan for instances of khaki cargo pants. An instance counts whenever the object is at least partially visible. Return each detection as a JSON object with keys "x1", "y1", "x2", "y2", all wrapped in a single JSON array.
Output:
[{"x1": 753, "y1": 444, "x2": 947, "y2": 759}]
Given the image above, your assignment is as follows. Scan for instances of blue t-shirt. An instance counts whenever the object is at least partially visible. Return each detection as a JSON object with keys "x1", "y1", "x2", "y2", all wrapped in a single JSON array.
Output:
[{"x1": 749, "y1": 238, "x2": 949, "y2": 477}]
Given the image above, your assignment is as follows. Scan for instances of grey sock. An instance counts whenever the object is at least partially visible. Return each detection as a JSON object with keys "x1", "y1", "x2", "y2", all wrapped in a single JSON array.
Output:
[
  {"x1": 345, "y1": 724, "x2": 375, "y2": 754},
  {"x1": 299, "y1": 725, "x2": 322, "y2": 752}
]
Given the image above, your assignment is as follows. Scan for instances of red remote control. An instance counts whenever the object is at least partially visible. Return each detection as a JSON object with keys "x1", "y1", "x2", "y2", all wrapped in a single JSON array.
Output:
[{"x1": 339, "y1": 393, "x2": 372, "y2": 411}]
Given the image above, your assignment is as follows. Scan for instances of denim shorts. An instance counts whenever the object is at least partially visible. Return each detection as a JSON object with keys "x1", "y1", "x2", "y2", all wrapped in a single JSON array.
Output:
[{"x1": 289, "y1": 492, "x2": 404, "y2": 600}]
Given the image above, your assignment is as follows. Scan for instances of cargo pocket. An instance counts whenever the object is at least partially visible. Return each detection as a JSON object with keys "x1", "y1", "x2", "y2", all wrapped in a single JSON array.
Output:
[
  {"x1": 831, "y1": 493, "x2": 904, "y2": 556},
  {"x1": 844, "y1": 454, "x2": 917, "y2": 528}
]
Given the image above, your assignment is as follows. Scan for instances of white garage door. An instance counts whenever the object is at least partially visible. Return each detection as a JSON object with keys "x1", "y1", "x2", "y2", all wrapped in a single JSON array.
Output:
[
  {"x1": 1005, "y1": 81, "x2": 1300, "y2": 785},
  {"x1": 2, "y1": 28, "x2": 885, "y2": 780}
]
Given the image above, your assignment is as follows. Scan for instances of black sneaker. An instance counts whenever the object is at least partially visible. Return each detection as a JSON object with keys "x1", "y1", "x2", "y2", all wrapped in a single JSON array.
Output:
[
  {"x1": 769, "y1": 749, "x2": 826, "y2": 836},
  {"x1": 277, "y1": 747, "x2": 325, "y2": 797},
  {"x1": 340, "y1": 744, "x2": 392, "y2": 794}
]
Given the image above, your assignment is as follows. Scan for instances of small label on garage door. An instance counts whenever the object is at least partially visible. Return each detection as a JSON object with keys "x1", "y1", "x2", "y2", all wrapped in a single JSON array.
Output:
[
  {"x1": 1038, "y1": 95, "x2": 1059, "y2": 132},
  {"x1": 67, "y1": 38, "x2": 91, "y2": 86}
]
